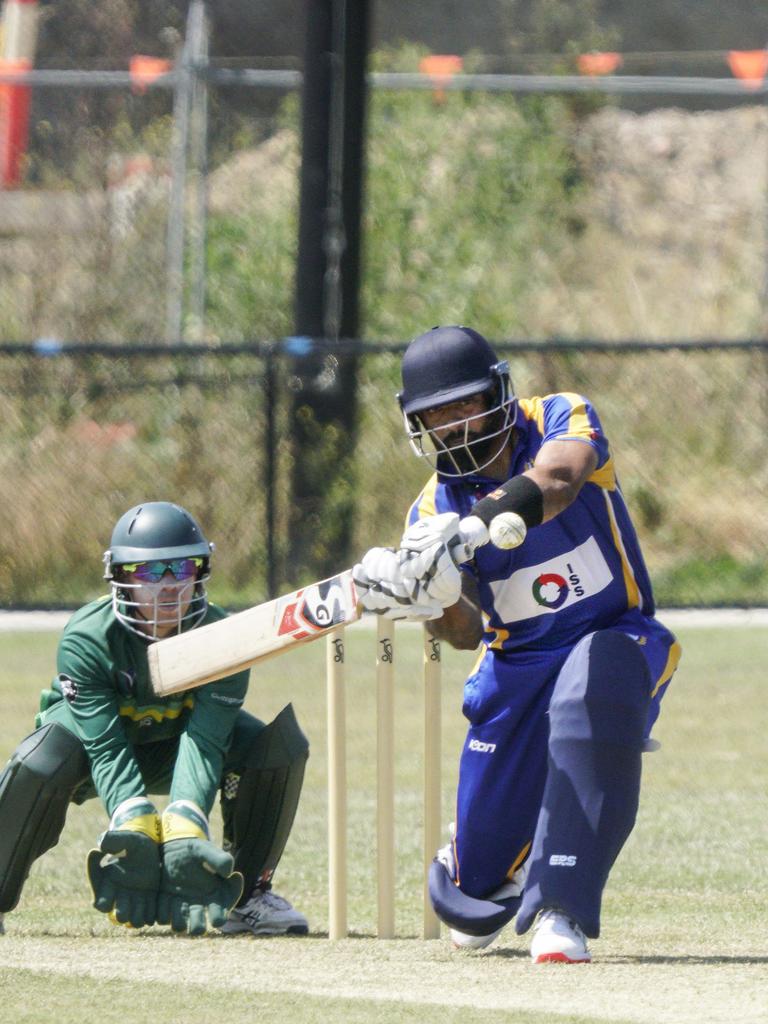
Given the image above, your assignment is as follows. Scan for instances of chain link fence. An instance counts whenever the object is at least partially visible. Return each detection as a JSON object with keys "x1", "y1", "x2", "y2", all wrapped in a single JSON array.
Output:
[
  {"x1": 0, "y1": 340, "x2": 765, "y2": 609},
  {"x1": 3, "y1": 36, "x2": 768, "y2": 347},
  {"x1": 2, "y1": 22, "x2": 768, "y2": 608},
  {"x1": 0, "y1": 62, "x2": 299, "y2": 345}
]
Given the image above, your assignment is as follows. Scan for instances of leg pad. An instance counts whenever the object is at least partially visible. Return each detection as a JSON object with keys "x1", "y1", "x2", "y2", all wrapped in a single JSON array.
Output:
[
  {"x1": 428, "y1": 856, "x2": 521, "y2": 937},
  {"x1": 0, "y1": 723, "x2": 89, "y2": 912},
  {"x1": 222, "y1": 704, "x2": 309, "y2": 899},
  {"x1": 516, "y1": 630, "x2": 652, "y2": 938}
]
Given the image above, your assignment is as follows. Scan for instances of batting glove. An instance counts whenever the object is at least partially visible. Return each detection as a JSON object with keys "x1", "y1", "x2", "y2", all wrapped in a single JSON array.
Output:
[
  {"x1": 86, "y1": 796, "x2": 162, "y2": 929},
  {"x1": 352, "y1": 547, "x2": 444, "y2": 620},
  {"x1": 397, "y1": 513, "x2": 472, "y2": 607}
]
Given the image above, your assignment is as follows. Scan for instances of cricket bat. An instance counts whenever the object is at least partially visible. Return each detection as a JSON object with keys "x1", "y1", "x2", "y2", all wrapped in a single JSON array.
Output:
[
  {"x1": 148, "y1": 571, "x2": 360, "y2": 696},
  {"x1": 147, "y1": 510, "x2": 525, "y2": 697}
]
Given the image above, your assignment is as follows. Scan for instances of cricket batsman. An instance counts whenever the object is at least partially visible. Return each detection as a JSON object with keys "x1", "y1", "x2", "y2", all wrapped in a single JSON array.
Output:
[
  {"x1": 0, "y1": 501, "x2": 309, "y2": 937},
  {"x1": 354, "y1": 326, "x2": 681, "y2": 962}
]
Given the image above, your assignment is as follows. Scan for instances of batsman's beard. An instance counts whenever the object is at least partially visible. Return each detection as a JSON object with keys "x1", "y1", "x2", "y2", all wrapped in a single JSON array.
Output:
[{"x1": 434, "y1": 409, "x2": 511, "y2": 477}]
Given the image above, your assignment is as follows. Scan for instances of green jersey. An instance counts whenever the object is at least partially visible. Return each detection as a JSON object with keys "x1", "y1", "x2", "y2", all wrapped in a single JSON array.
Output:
[{"x1": 38, "y1": 596, "x2": 249, "y2": 816}]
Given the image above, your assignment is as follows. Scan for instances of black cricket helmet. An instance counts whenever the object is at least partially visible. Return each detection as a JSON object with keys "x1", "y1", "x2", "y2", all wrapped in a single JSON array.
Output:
[
  {"x1": 104, "y1": 501, "x2": 213, "y2": 640},
  {"x1": 397, "y1": 326, "x2": 517, "y2": 477}
]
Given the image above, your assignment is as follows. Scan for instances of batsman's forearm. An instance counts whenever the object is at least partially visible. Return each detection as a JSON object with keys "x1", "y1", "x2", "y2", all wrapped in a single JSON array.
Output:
[
  {"x1": 524, "y1": 441, "x2": 599, "y2": 522},
  {"x1": 427, "y1": 598, "x2": 483, "y2": 649},
  {"x1": 427, "y1": 574, "x2": 483, "y2": 650}
]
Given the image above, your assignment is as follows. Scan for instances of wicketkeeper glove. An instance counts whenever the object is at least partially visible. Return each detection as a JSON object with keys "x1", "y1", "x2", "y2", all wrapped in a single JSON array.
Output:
[
  {"x1": 397, "y1": 513, "x2": 478, "y2": 607},
  {"x1": 157, "y1": 800, "x2": 244, "y2": 936},
  {"x1": 352, "y1": 547, "x2": 443, "y2": 620},
  {"x1": 86, "y1": 796, "x2": 162, "y2": 929}
]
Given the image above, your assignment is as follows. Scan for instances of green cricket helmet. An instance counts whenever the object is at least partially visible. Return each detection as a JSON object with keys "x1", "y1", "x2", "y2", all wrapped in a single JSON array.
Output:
[{"x1": 103, "y1": 501, "x2": 213, "y2": 641}]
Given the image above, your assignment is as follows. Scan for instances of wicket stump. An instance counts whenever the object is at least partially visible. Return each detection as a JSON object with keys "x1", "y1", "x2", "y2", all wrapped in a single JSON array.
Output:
[{"x1": 326, "y1": 619, "x2": 442, "y2": 940}]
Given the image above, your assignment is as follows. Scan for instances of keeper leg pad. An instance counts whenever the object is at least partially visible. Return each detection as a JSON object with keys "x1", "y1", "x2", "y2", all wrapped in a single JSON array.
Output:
[
  {"x1": 516, "y1": 629, "x2": 652, "y2": 938},
  {"x1": 0, "y1": 722, "x2": 90, "y2": 912},
  {"x1": 428, "y1": 856, "x2": 522, "y2": 936},
  {"x1": 221, "y1": 704, "x2": 309, "y2": 899}
]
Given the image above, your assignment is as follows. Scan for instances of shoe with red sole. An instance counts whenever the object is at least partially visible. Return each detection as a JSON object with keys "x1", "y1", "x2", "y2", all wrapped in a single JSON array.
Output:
[{"x1": 530, "y1": 909, "x2": 591, "y2": 963}]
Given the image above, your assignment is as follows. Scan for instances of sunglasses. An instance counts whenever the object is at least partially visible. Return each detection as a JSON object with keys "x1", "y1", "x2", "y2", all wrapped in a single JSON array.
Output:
[{"x1": 119, "y1": 557, "x2": 204, "y2": 583}]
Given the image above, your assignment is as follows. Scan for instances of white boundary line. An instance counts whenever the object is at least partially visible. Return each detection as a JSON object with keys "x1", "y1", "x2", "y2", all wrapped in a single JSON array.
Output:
[
  {"x1": 0, "y1": 611, "x2": 73, "y2": 631},
  {"x1": 0, "y1": 608, "x2": 766, "y2": 632},
  {"x1": 657, "y1": 608, "x2": 768, "y2": 628}
]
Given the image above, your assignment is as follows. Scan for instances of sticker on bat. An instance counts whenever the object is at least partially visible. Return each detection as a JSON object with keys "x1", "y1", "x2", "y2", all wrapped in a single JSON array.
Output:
[{"x1": 277, "y1": 574, "x2": 357, "y2": 637}]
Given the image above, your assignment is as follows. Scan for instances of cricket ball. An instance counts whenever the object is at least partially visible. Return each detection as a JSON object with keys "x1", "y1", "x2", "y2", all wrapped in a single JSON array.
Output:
[{"x1": 488, "y1": 511, "x2": 527, "y2": 550}]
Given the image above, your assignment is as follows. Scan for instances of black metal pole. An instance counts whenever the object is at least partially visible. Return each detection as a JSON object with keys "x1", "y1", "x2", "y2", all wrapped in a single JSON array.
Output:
[
  {"x1": 288, "y1": 0, "x2": 370, "y2": 587},
  {"x1": 264, "y1": 348, "x2": 278, "y2": 599},
  {"x1": 338, "y1": 0, "x2": 369, "y2": 341},
  {"x1": 295, "y1": 0, "x2": 332, "y2": 339}
]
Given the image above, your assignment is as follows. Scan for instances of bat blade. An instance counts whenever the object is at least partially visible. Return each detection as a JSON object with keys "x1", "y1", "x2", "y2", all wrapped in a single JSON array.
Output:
[{"x1": 148, "y1": 570, "x2": 360, "y2": 696}]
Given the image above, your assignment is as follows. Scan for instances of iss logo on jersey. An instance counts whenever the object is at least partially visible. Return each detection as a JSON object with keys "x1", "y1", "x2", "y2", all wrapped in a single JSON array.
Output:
[
  {"x1": 532, "y1": 565, "x2": 588, "y2": 608},
  {"x1": 532, "y1": 572, "x2": 569, "y2": 608},
  {"x1": 490, "y1": 536, "x2": 613, "y2": 623}
]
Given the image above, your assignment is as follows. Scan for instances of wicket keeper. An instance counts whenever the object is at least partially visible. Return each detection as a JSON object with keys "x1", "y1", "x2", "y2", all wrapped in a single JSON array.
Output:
[
  {"x1": 354, "y1": 326, "x2": 681, "y2": 962},
  {"x1": 0, "y1": 501, "x2": 309, "y2": 937}
]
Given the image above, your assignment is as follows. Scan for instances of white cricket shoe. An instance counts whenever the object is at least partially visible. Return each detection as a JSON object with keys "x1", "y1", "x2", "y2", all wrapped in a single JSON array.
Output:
[
  {"x1": 220, "y1": 886, "x2": 308, "y2": 936},
  {"x1": 530, "y1": 909, "x2": 591, "y2": 963},
  {"x1": 450, "y1": 922, "x2": 504, "y2": 950}
]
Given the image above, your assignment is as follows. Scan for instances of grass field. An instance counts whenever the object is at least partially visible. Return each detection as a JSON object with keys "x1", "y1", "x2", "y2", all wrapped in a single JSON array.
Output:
[{"x1": 0, "y1": 620, "x2": 766, "y2": 1024}]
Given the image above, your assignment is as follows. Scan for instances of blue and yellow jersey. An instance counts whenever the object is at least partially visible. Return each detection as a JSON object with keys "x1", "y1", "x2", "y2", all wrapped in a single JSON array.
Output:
[
  {"x1": 407, "y1": 393, "x2": 667, "y2": 654},
  {"x1": 38, "y1": 596, "x2": 249, "y2": 816}
]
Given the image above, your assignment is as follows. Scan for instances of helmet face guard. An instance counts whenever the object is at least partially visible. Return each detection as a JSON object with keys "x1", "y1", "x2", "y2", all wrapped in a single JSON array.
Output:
[
  {"x1": 108, "y1": 569, "x2": 210, "y2": 642},
  {"x1": 103, "y1": 501, "x2": 213, "y2": 641},
  {"x1": 401, "y1": 362, "x2": 518, "y2": 478}
]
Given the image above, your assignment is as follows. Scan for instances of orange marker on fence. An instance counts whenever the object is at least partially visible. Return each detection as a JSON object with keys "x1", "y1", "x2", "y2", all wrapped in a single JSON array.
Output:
[
  {"x1": 419, "y1": 54, "x2": 464, "y2": 103},
  {"x1": 727, "y1": 50, "x2": 768, "y2": 91},
  {"x1": 129, "y1": 55, "x2": 173, "y2": 95},
  {"x1": 577, "y1": 52, "x2": 623, "y2": 76}
]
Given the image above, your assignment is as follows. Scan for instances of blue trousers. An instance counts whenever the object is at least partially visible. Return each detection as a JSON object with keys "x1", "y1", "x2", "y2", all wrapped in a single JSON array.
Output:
[{"x1": 453, "y1": 609, "x2": 679, "y2": 930}]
